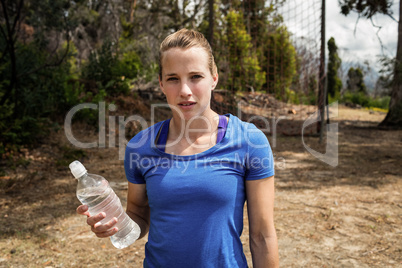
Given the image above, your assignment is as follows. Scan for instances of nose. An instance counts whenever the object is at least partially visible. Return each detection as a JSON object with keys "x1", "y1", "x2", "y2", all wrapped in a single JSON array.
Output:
[{"x1": 179, "y1": 82, "x2": 192, "y2": 97}]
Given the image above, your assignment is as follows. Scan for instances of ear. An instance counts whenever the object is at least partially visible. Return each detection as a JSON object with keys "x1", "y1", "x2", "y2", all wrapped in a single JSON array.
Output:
[
  {"x1": 159, "y1": 75, "x2": 166, "y2": 94},
  {"x1": 211, "y1": 72, "x2": 219, "y2": 91}
]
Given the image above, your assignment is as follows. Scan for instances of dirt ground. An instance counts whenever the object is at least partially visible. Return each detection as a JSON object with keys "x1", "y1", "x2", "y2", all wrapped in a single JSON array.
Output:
[{"x1": 0, "y1": 101, "x2": 401, "y2": 267}]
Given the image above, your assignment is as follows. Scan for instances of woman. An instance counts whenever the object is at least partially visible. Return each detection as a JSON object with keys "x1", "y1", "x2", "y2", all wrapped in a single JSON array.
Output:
[{"x1": 77, "y1": 28, "x2": 279, "y2": 267}]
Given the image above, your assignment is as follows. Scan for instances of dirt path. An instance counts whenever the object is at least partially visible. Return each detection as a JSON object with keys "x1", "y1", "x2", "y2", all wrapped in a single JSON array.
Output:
[{"x1": 0, "y1": 105, "x2": 401, "y2": 267}]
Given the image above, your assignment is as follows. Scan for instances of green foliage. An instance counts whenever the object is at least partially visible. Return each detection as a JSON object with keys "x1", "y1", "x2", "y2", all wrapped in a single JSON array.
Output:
[
  {"x1": 64, "y1": 42, "x2": 80, "y2": 80},
  {"x1": 81, "y1": 41, "x2": 125, "y2": 95},
  {"x1": 327, "y1": 37, "x2": 343, "y2": 98},
  {"x1": 117, "y1": 51, "x2": 142, "y2": 81},
  {"x1": 6, "y1": 0, "x2": 380, "y2": 154},
  {"x1": 329, "y1": 90, "x2": 341, "y2": 104},
  {"x1": 369, "y1": 96, "x2": 391, "y2": 110},
  {"x1": 69, "y1": 89, "x2": 108, "y2": 127},
  {"x1": 1, "y1": 117, "x2": 49, "y2": 146},
  {"x1": 0, "y1": 0, "x2": 148, "y2": 157},
  {"x1": 120, "y1": 15, "x2": 135, "y2": 40},
  {"x1": 286, "y1": 88, "x2": 317, "y2": 106},
  {"x1": 341, "y1": 91, "x2": 390, "y2": 110},
  {"x1": 347, "y1": 67, "x2": 367, "y2": 94},
  {"x1": 0, "y1": 39, "x2": 73, "y2": 154},
  {"x1": 306, "y1": 75, "x2": 318, "y2": 105},
  {"x1": 10, "y1": 43, "x2": 75, "y2": 118},
  {"x1": 81, "y1": 40, "x2": 142, "y2": 96},
  {"x1": 223, "y1": 10, "x2": 265, "y2": 91},
  {"x1": 55, "y1": 146, "x2": 87, "y2": 167},
  {"x1": 375, "y1": 56, "x2": 395, "y2": 96},
  {"x1": 142, "y1": 62, "x2": 159, "y2": 83},
  {"x1": 22, "y1": 0, "x2": 71, "y2": 43},
  {"x1": 242, "y1": 0, "x2": 277, "y2": 44},
  {"x1": 284, "y1": 88, "x2": 298, "y2": 104},
  {"x1": 263, "y1": 25, "x2": 297, "y2": 99},
  {"x1": 62, "y1": 42, "x2": 108, "y2": 122}
]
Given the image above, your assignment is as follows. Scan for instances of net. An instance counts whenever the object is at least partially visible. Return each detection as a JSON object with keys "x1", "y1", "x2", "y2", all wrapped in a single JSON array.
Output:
[{"x1": 212, "y1": 0, "x2": 324, "y2": 136}]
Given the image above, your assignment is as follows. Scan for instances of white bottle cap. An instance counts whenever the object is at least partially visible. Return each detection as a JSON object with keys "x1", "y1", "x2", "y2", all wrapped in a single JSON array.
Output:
[{"x1": 69, "y1": 160, "x2": 87, "y2": 179}]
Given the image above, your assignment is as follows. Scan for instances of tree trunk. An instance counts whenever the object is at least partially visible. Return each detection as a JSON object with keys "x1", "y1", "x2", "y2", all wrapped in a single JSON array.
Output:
[
  {"x1": 129, "y1": 0, "x2": 137, "y2": 23},
  {"x1": 379, "y1": 0, "x2": 402, "y2": 129},
  {"x1": 0, "y1": 0, "x2": 20, "y2": 111}
]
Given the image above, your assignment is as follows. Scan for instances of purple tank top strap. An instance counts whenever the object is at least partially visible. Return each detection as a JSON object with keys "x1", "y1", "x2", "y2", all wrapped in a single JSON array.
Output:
[{"x1": 216, "y1": 114, "x2": 228, "y2": 143}]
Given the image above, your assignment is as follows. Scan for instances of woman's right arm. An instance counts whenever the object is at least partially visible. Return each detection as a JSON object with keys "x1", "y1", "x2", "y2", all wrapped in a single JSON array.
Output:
[{"x1": 126, "y1": 182, "x2": 150, "y2": 239}]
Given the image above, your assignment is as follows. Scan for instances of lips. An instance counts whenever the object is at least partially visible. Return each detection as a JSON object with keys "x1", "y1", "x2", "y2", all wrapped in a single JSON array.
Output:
[{"x1": 178, "y1": 101, "x2": 196, "y2": 106}]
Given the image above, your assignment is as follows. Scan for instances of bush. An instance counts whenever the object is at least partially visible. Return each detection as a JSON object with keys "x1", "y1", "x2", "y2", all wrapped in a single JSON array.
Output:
[
  {"x1": 341, "y1": 91, "x2": 390, "y2": 110},
  {"x1": 223, "y1": 10, "x2": 265, "y2": 91},
  {"x1": 328, "y1": 90, "x2": 341, "y2": 105},
  {"x1": 284, "y1": 88, "x2": 298, "y2": 104},
  {"x1": 81, "y1": 40, "x2": 142, "y2": 96},
  {"x1": 299, "y1": 91, "x2": 317, "y2": 106},
  {"x1": 263, "y1": 26, "x2": 297, "y2": 96},
  {"x1": 117, "y1": 50, "x2": 142, "y2": 80},
  {"x1": 1, "y1": 42, "x2": 70, "y2": 131},
  {"x1": 0, "y1": 41, "x2": 77, "y2": 157},
  {"x1": 370, "y1": 96, "x2": 390, "y2": 110}
]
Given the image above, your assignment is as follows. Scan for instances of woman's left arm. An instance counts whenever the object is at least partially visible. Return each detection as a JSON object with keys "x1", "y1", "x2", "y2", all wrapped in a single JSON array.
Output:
[{"x1": 246, "y1": 175, "x2": 279, "y2": 268}]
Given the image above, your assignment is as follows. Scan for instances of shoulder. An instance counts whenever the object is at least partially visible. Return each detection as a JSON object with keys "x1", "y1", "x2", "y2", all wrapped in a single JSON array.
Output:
[
  {"x1": 126, "y1": 120, "x2": 164, "y2": 151},
  {"x1": 229, "y1": 114, "x2": 261, "y2": 132},
  {"x1": 228, "y1": 115, "x2": 269, "y2": 148}
]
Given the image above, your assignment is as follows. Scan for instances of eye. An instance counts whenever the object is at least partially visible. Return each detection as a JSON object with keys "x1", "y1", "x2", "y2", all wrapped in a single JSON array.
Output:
[
  {"x1": 191, "y1": 74, "x2": 203, "y2": 79},
  {"x1": 167, "y1": 77, "x2": 178, "y2": 81}
]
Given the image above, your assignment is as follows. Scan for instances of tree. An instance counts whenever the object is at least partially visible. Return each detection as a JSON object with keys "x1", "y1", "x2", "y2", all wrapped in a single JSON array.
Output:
[
  {"x1": 374, "y1": 56, "x2": 394, "y2": 97},
  {"x1": 327, "y1": 37, "x2": 342, "y2": 98},
  {"x1": 347, "y1": 67, "x2": 367, "y2": 94},
  {"x1": 0, "y1": 0, "x2": 72, "y2": 116},
  {"x1": 158, "y1": 0, "x2": 204, "y2": 31},
  {"x1": 223, "y1": 10, "x2": 265, "y2": 92},
  {"x1": 339, "y1": 0, "x2": 402, "y2": 128},
  {"x1": 242, "y1": 0, "x2": 276, "y2": 44},
  {"x1": 0, "y1": 0, "x2": 77, "y2": 149},
  {"x1": 263, "y1": 25, "x2": 297, "y2": 99},
  {"x1": 374, "y1": 75, "x2": 392, "y2": 97}
]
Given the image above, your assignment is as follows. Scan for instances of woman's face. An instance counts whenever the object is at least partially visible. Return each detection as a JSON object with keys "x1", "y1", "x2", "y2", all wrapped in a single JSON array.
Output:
[{"x1": 159, "y1": 47, "x2": 218, "y2": 121}]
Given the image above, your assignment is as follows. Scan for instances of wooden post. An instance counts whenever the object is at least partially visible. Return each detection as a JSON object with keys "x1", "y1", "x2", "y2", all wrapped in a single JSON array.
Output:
[{"x1": 318, "y1": 0, "x2": 326, "y2": 141}]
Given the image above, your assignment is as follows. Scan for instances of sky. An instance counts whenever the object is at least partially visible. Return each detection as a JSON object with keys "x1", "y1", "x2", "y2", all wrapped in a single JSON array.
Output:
[
  {"x1": 279, "y1": 0, "x2": 399, "y2": 87},
  {"x1": 326, "y1": 0, "x2": 398, "y2": 71}
]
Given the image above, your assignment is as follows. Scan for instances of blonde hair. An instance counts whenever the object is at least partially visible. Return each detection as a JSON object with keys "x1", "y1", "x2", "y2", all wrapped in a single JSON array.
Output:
[{"x1": 159, "y1": 28, "x2": 218, "y2": 78}]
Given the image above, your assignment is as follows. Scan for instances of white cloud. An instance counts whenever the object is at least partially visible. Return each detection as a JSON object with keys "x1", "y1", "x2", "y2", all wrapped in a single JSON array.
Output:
[{"x1": 327, "y1": 0, "x2": 398, "y2": 70}]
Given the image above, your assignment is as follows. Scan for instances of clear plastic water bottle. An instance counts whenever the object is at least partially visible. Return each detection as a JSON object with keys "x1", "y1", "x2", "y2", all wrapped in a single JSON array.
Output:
[{"x1": 69, "y1": 160, "x2": 140, "y2": 249}]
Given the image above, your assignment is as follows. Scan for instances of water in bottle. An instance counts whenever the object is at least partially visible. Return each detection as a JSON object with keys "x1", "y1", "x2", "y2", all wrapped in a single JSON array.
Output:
[{"x1": 69, "y1": 160, "x2": 140, "y2": 249}]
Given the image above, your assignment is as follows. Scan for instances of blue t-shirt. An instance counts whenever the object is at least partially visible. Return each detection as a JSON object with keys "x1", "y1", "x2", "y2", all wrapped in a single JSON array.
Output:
[{"x1": 124, "y1": 114, "x2": 274, "y2": 268}]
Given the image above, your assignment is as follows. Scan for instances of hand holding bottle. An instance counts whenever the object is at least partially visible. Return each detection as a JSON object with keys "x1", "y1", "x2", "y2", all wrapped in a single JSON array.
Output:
[
  {"x1": 69, "y1": 160, "x2": 141, "y2": 249},
  {"x1": 76, "y1": 204, "x2": 119, "y2": 238}
]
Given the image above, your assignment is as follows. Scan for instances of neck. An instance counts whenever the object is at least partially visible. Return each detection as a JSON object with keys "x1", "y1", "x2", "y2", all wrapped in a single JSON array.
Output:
[{"x1": 170, "y1": 110, "x2": 219, "y2": 141}]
